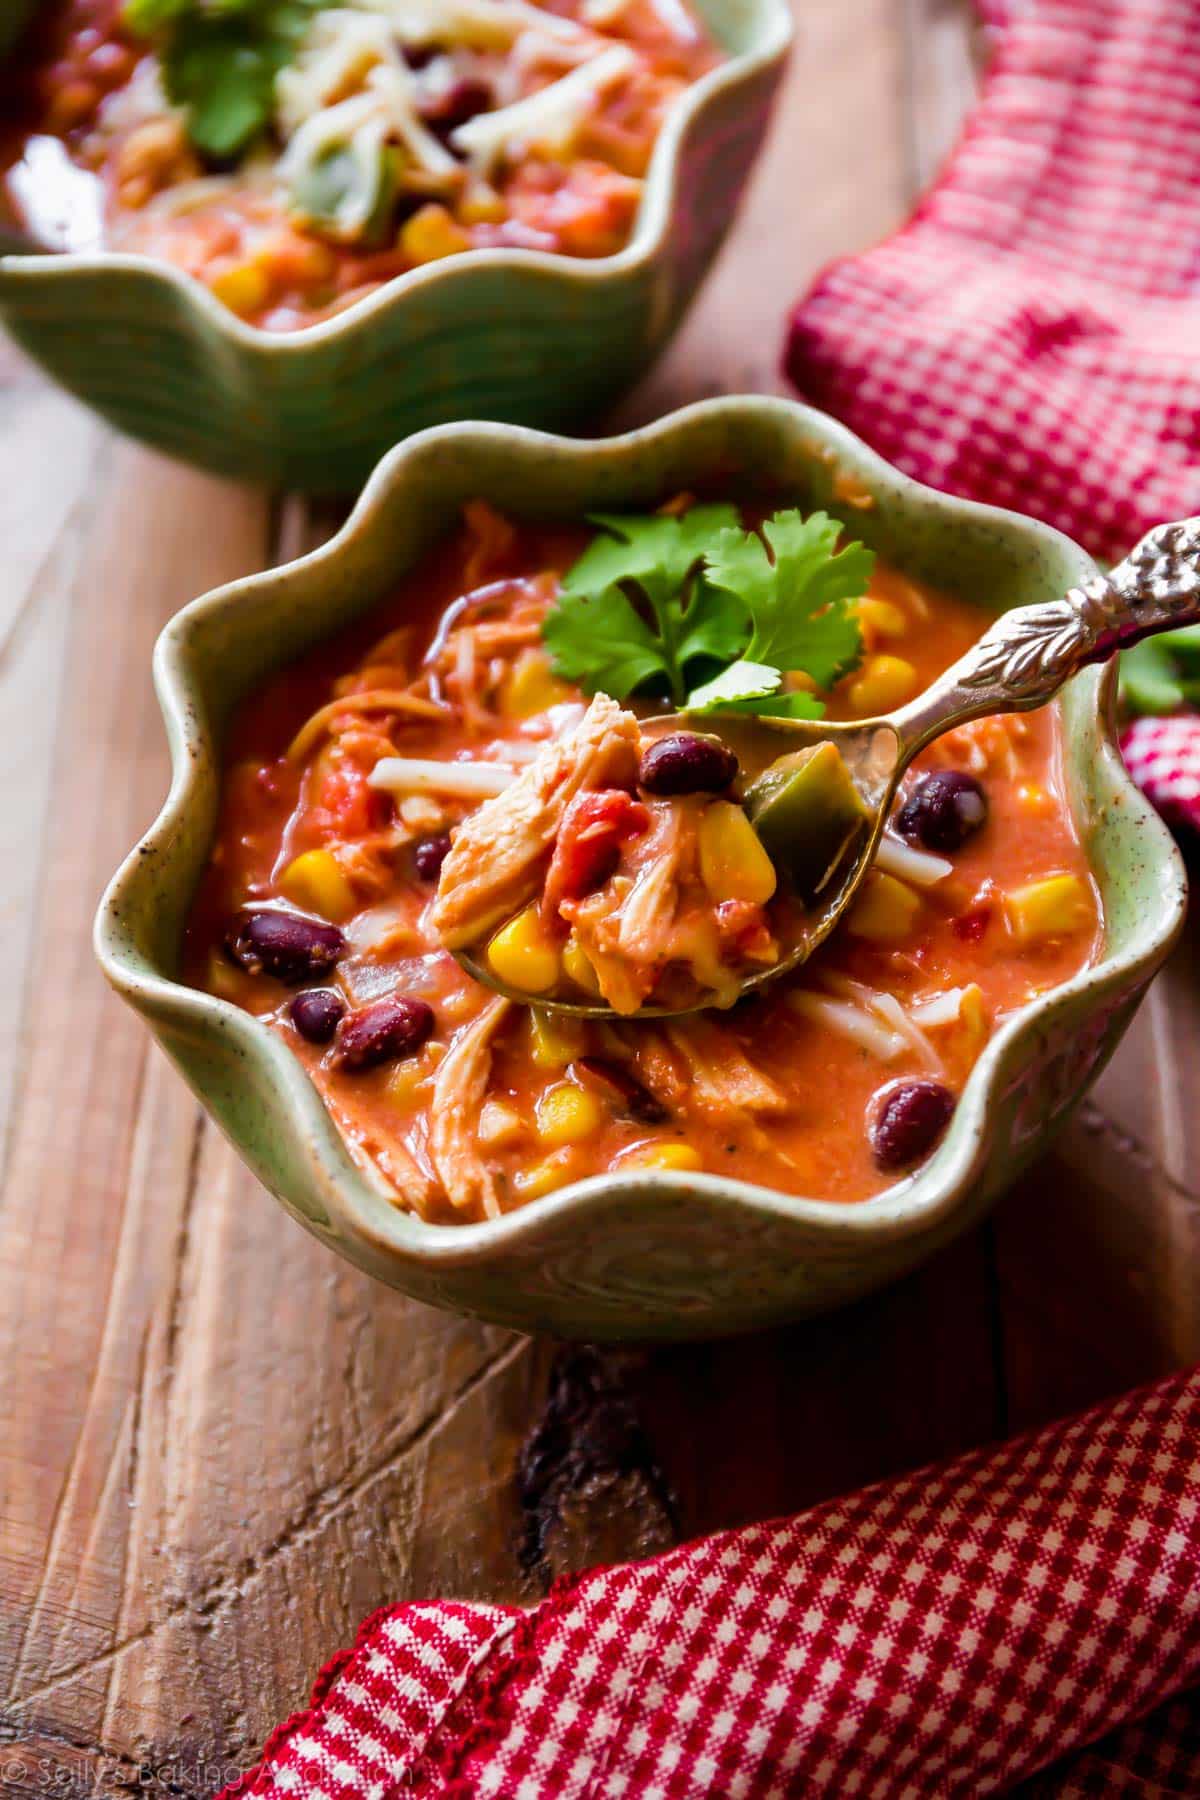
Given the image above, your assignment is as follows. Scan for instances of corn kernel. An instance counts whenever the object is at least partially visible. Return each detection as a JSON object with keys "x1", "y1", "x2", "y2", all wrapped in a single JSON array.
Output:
[
  {"x1": 846, "y1": 870, "x2": 922, "y2": 942},
  {"x1": 278, "y1": 848, "x2": 357, "y2": 922},
  {"x1": 622, "y1": 1141, "x2": 704, "y2": 1173},
  {"x1": 478, "y1": 1098, "x2": 524, "y2": 1148},
  {"x1": 459, "y1": 181, "x2": 506, "y2": 224},
  {"x1": 385, "y1": 1059, "x2": 429, "y2": 1105},
  {"x1": 959, "y1": 982, "x2": 989, "y2": 1049},
  {"x1": 528, "y1": 1007, "x2": 584, "y2": 1069},
  {"x1": 488, "y1": 906, "x2": 562, "y2": 994},
  {"x1": 856, "y1": 596, "x2": 908, "y2": 646},
  {"x1": 208, "y1": 261, "x2": 272, "y2": 319},
  {"x1": 1005, "y1": 873, "x2": 1092, "y2": 946},
  {"x1": 535, "y1": 1082, "x2": 603, "y2": 1146},
  {"x1": 847, "y1": 654, "x2": 919, "y2": 717},
  {"x1": 500, "y1": 649, "x2": 573, "y2": 721},
  {"x1": 698, "y1": 802, "x2": 777, "y2": 905},
  {"x1": 562, "y1": 934, "x2": 600, "y2": 994},
  {"x1": 254, "y1": 230, "x2": 337, "y2": 288},
  {"x1": 399, "y1": 202, "x2": 471, "y2": 264},
  {"x1": 512, "y1": 1148, "x2": 581, "y2": 1200}
]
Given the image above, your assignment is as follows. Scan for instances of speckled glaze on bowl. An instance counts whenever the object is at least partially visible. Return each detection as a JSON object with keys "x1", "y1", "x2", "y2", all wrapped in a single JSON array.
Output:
[
  {"x1": 0, "y1": 0, "x2": 790, "y2": 490},
  {"x1": 95, "y1": 398, "x2": 1187, "y2": 1339}
]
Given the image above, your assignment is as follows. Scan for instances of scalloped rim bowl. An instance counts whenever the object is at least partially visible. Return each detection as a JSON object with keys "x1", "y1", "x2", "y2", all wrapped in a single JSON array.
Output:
[
  {"x1": 96, "y1": 398, "x2": 1187, "y2": 1339},
  {"x1": 0, "y1": 0, "x2": 792, "y2": 488}
]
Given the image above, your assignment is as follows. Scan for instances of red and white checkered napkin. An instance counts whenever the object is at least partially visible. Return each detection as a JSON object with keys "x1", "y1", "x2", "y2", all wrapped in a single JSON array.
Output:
[
  {"x1": 221, "y1": 1366, "x2": 1200, "y2": 1799},
  {"x1": 783, "y1": 0, "x2": 1200, "y2": 565},
  {"x1": 1121, "y1": 715, "x2": 1200, "y2": 834}
]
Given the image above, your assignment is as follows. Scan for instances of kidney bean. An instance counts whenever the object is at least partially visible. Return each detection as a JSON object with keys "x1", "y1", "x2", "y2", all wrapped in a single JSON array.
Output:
[
  {"x1": 869, "y1": 1079, "x2": 955, "y2": 1171},
  {"x1": 574, "y1": 1057, "x2": 667, "y2": 1124},
  {"x1": 638, "y1": 733, "x2": 738, "y2": 797},
  {"x1": 226, "y1": 909, "x2": 344, "y2": 984},
  {"x1": 333, "y1": 995, "x2": 434, "y2": 1071},
  {"x1": 289, "y1": 988, "x2": 345, "y2": 1045},
  {"x1": 421, "y1": 78, "x2": 492, "y2": 136},
  {"x1": 896, "y1": 770, "x2": 988, "y2": 852},
  {"x1": 413, "y1": 832, "x2": 452, "y2": 883}
]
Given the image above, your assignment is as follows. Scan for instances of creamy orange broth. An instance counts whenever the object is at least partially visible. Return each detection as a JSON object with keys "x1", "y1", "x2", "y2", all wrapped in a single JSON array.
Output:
[
  {"x1": 184, "y1": 508, "x2": 1103, "y2": 1221},
  {"x1": 2, "y1": 0, "x2": 719, "y2": 330}
]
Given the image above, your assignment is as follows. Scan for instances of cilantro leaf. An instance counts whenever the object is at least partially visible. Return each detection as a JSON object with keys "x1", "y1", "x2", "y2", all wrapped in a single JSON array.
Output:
[
  {"x1": 562, "y1": 506, "x2": 742, "y2": 602},
  {"x1": 688, "y1": 660, "x2": 782, "y2": 712},
  {"x1": 541, "y1": 586, "x2": 669, "y2": 701},
  {"x1": 542, "y1": 503, "x2": 870, "y2": 717},
  {"x1": 704, "y1": 509, "x2": 870, "y2": 689},
  {"x1": 551, "y1": 505, "x2": 746, "y2": 704},
  {"x1": 124, "y1": 0, "x2": 325, "y2": 159},
  {"x1": 709, "y1": 689, "x2": 827, "y2": 721}
]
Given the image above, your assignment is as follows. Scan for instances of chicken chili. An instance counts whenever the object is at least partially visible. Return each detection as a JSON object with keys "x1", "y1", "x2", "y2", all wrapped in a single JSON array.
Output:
[
  {"x1": 184, "y1": 501, "x2": 1103, "y2": 1222},
  {"x1": 2, "y1": 0, "x2": 720, "y2": 329}
]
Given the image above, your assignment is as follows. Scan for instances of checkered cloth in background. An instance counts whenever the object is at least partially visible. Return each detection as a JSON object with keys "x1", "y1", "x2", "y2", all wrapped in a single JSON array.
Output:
[
  {"x1": 784, "y1": 0, "x2": 1200, "y2": 567},
  {"x1": 220, "y1": 1368, "x2": 1200, "y2": 1798}
]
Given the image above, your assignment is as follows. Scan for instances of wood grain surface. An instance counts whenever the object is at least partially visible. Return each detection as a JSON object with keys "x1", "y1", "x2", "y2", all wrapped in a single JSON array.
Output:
[{"x1": 2, "y1": 5, "x2": 1195, "y2": 1795}]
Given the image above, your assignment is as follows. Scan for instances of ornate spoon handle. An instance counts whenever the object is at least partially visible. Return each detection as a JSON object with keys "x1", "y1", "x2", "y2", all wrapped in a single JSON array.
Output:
[{"x1": 891, "y1": 516, "x2": 1200, "y2": 759}]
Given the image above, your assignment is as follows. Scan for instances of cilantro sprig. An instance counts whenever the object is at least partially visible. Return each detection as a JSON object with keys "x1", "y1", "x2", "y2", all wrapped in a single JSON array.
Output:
[
  {"x1": 541, "y1": 506, "x2": 872, "y2": 719},
  {"x1": 123, "y1": 0, "x2": 327, "y2": 159}
]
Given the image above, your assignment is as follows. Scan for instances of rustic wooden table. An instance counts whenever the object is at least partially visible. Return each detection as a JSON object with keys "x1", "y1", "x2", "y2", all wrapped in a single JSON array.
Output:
[{"x1": 3, "y1": 5, "x2": 1198, "y2": 1794}]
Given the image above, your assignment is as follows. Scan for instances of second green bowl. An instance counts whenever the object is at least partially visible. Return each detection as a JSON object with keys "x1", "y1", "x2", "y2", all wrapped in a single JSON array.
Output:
[{"x1": 0, "y1": 0, "x2": 790, "y2": 489}]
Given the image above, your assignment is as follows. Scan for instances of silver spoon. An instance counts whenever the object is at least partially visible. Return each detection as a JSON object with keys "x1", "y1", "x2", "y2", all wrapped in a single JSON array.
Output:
[{"x1": 457, "y1": 515, "x2": 1200, "y2": 1017}]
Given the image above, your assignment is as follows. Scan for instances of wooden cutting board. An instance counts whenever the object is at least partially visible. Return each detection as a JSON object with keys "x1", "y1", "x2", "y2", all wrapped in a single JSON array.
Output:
[{"x1": 3, "y1": 5, "x2": 1198, "y2": 1792}]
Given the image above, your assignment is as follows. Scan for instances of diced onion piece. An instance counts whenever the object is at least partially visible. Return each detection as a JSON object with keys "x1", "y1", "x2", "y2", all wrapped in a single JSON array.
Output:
[
  {"x1": 368, "y1": 756, "x2": 517, "y2": 798},
  {"x1": 451, "y1": 43, "x2": 637, "y2": 169},
  {"x1": 787, "y1": 992, "x2": 906, "y2": 1063},
  {"x1": 875, "y1": 831, "x2": 953, "y2": 888}
]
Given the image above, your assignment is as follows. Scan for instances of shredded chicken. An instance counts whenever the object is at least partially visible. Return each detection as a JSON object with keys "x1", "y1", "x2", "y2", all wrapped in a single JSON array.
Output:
[
  {"x1": 624, "y1": 1024, "x2": 798, "y2": 1171},
  {"x1": 616, "y1": 808, "x2": 683, "y2": 960},
  {"x1": 432, "y1": 694, "x2": 641, "y2": 947},
  {"x1": 564, "y1": 805, "x2": 684, "y2": 1013},
  {"x1": 343, "y1": 1123, "x2": 440, "y2": 1217},
  {"x1": 665, "y1": 1017, "x2": 790, "y2": 1116},
  {"x1": 429, "y1": 997, "x2": 512, "y2": 1216}
]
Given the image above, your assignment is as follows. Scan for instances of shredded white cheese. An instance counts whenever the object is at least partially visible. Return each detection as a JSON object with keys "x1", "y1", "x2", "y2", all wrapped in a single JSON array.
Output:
[
  {"x1": 819, "y1": 972, "x2": 942, "y2": 1071},
  {"x1": 787, "y1": 992, "x2": 906, "y2": 1063},
  {"x1": 356, "y1": 0, "x2": 588, "y2": 47},
  {"x1": 276, "y1": 11, "x2": 401, "y2": 137},
  {"x1": 279, "y1": 60, "x2": 459, "y2": 193},
  {"x1": 369, "y1": 757, "x2": 517, "y2": 798},
  {"x1": 450, "y1": 42, "x2": 637, "y2": 168}
]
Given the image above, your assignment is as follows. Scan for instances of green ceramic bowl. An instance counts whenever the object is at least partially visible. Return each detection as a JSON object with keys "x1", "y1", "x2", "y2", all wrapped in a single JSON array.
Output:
[
  {"x1": 95, "y1": 398, "x2": 1187, "y2": 1340},
  {"x1": 0, "y1": 0, "x2": 790, "y2": 490}
]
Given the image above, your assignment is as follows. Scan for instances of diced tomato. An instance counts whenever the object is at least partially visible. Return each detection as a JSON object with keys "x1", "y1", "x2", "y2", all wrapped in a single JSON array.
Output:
[
  {"x1": 952, "y1": 903, "x2": 993, "y2": 943},
  {"x1": 544, "y1": 789, "x2": 649, "y2": 912},
  {"x1": 305, "y1": 762, "x2": 389, "y2": 843}
]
